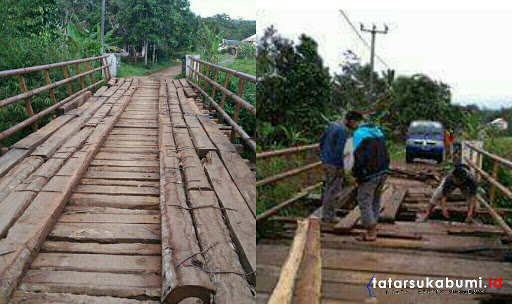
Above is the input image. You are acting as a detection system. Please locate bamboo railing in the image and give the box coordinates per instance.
[0,55,111,144]
[257,144,327,222]
[186,57,256,157]
[465,143,512,239]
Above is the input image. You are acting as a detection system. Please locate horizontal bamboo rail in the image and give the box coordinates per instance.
[187,65,255,115]
[463,144,512,239]
[187,80,256,153]
[257,144,320,159]
[186,56,255,157]
[0,55,110,143]
[257,182,322,222]
[256,161,322,187]
[189,58,256,83]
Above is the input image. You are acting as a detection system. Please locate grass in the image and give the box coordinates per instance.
[217,54,233,63]
[224,58,256,76]
[117,60,179,78]
[256,148,323,240]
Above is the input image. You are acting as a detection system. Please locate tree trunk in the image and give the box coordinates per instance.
[152,44,156,64]
[144,41,148,66]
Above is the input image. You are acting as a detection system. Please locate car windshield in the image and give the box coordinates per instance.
[408,122,443,135]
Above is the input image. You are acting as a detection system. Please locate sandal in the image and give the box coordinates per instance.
[357,233,377,242]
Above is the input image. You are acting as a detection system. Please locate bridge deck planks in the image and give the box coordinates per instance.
[0,77,254,303]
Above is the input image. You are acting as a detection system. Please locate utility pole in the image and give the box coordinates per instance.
[100,0,105,54]
[360,23,388,103]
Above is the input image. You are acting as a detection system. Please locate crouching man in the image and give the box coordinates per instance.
[419,164,478,222]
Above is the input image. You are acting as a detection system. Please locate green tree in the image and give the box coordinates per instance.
[257,27,332,147]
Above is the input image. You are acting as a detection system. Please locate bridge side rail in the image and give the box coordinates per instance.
[186,57,255,157]
[0,55,111,144]
[465,143,512,239]
[256,144,329,222]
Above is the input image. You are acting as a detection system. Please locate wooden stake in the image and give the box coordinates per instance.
[230,78,244,142]
[85,60,94,84]
[104,57,112,80]
[61,66,73,96]
[76,63,85,89]
[490,160,500,206]
[43,70,59,117]
[17,75,38,132]
[208,68,219,112]
[219,73,230,123]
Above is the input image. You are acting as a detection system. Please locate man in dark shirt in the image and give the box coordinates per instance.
[319,111,363,222]
[419,164,478,222]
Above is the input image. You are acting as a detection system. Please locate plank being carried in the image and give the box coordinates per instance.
[379,186,407,223]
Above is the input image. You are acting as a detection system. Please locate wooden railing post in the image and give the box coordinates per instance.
[76,63,85,89]
[188,58,194,80]
[61,66,73,96]
[490,159,499,206]
[219,73,230,123]
[17,75,38,132]
[42,70,59,117]
[209,68,219,112]
[85,60,94,84]
[203,65,211,109]
[104,56,112,80]
[230,78,244,142]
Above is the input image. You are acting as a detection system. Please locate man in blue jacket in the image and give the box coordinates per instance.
[320,111,363,222]
[352,123,389,241]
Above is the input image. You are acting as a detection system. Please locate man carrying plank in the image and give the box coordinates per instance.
[419,164,478,222]
[319,111,363,222]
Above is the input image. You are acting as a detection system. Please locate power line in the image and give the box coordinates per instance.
[339,10,391,70]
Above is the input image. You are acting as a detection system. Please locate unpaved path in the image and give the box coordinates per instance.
[149,61,182,79]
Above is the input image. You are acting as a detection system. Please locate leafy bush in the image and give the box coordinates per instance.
[237,43,255,60]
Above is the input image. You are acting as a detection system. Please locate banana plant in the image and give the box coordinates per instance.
[66,22,122,57]
[199,25,223,63]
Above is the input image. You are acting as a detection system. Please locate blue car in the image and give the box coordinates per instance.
[405,120,444,164]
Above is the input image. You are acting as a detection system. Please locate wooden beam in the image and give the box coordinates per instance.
[294,218,321,304]
[268,219,309,304]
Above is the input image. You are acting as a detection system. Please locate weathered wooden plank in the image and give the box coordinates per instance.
[159,154,214,304]
[183,115,217,157]
[95,152,157,161]
[179,78,190,87]
[0,191,37,238]
[84,170,159,181]
[10,291,159,303]
[19,270,160,298]
[0,156,43,202]
[0,149,31,178]
[41,241,161,256]
[173,129,211,191]
[268,220,309,304]
[90,159,158,168]
[11,115,75,150]
[107,134,158,142]
[93,86,108,96]
[379,187,407,223]
[197,116,238,153]
[334,206,360,233]
[80,178,159,188]
[294,219,321,304]
[218,150,255,214]
[69,193,159,209]
[88,166,159,173]
[31,253,161,274]
[63,206,159,215]
[188,190,254,303]
[58,213,160,224]
[31,116,89,160]
[74,184,159,196]
[204,152,255,284]
[49,222,161,243]
[0,81,137,304]
[58,91,91,115]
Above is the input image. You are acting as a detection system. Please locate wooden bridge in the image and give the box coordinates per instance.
[256,143,512,303]
[0,56,255,303]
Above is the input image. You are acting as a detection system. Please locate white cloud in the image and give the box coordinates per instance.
[189,0,255,20]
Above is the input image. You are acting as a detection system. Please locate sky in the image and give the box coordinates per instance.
[257,9,512,109]
[189,0,255,20]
